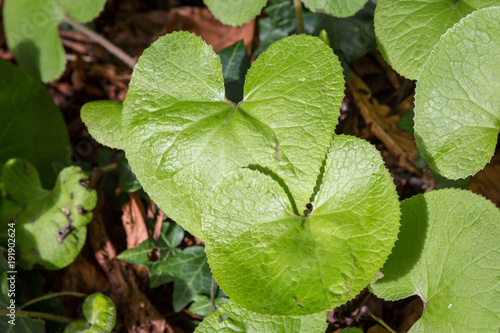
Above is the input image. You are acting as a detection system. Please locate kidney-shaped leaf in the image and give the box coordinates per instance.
[414,6,500,179]
[0,159,97,270]
[81,101,123,150]
[3,0,106,82]
[374,0,492,80]
[0,60,70,188]
[64,293,116,333]
[98,32,344,239]
[195,300,328,332]
[302,0,369,18]
[203,135,400,315]
[203,0,267,26]
[371,189,500,332]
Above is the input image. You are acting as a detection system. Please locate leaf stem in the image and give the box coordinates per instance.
[369,312,397,333]
[18,291,87,311]
[293,0,305,34]
[0,310,78,323]
[61,14,136,68]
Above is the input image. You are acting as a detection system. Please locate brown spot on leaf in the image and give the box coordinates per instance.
[147,247,161,262]
[57,224,76,243]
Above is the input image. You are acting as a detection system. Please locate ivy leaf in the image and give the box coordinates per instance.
[0,159,97,270]
[64,293,116,333]
[3,0,106,82]
[90,32,345,239]
[0,60,70,188]
[374,0,485,80]
[203,135,400,315]
[203,0,267,26]
[370,189,500,332]
[195,300,328,332]
[302,0,369,18]
[81,101,123,150]
[150,246,213,312]
[414,6,500,179]
[117,222,184,274]
[188,291,228,318]
[218,40,250,104]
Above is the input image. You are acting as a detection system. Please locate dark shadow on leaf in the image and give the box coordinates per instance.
[378,194,429,283]
[246,164,299,215]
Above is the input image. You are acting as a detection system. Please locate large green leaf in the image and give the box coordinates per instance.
[88,32,345,238]
[203,135,400,315]
[370,189,500,332]
[0,60,70,188]
[3,0,106,82]
[374,0,494,80]
[0,159,97,270]
[150,246,213,312]
[203,0,267,26]
[195,300,328,332]
[302,0,369,17]
[414,6,500,179]
[64,293,116,333]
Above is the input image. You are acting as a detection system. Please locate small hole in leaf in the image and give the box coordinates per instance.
[147,247,161,262]
[218,313,228,323]
[79,178,89,187]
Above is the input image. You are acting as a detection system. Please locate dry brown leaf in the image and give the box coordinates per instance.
[348,77,419,175]
[161,7,255,53]
[89,211,172,333]
[122,192,149,249]
[470,152,500,208]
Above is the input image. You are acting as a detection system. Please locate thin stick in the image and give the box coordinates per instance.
[18,291,87,311]
[293,0,305,34]
[61,14,136,68]
[210,277,216,313]
[369,312,397,333]
[0,310,78,323]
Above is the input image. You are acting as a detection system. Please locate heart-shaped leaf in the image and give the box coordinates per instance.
[84,32,345,238]
[0,159,97,270]
[195,300,328,332]
[374,0,496,80]
[3,0,106,82]
[203,0,267,26]
[203,135,400,315]
[414,6,500,179]
[0,60,70,188]
[370,189,500,332]
[302,0,369,18]
[63,293,116,333]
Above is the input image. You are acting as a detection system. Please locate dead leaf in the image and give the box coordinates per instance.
[161,7,255,53]
[347,77,419,175]
[470,151,500,208]
[122,192,149,249]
